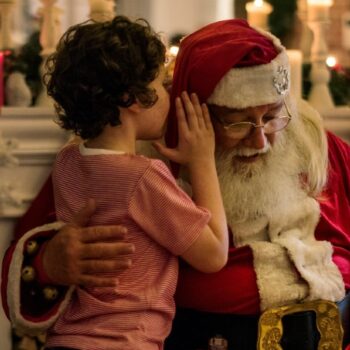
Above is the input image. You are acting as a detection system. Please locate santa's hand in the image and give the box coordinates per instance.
[153,91,215,167]
[43,199,134,287]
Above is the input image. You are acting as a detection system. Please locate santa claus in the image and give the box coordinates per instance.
[2,19,350,350]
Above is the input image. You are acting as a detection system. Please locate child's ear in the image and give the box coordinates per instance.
[127,101,142,114]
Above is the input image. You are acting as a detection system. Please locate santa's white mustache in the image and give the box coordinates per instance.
[230,142,271,157]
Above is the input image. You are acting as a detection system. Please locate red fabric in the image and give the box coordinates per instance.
[14,175,56,238]
[315,132,350,290]
[32,240,55,285]
[1,242,16,318]
[165,19,278,176]
[175,245,260,314]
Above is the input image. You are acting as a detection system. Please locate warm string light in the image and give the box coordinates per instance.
[326,55,337,68]
[169,45,179,57]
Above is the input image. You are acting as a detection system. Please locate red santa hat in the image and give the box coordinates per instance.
[165,19,290,156]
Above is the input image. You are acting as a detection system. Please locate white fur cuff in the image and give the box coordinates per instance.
[7,221,75,335]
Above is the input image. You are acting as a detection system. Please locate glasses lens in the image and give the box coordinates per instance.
[226,123,252,138]
[264,116,290,134]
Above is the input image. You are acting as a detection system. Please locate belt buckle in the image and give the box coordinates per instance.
[257,300,343,350]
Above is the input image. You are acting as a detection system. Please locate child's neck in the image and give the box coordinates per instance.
[85,124,136,154]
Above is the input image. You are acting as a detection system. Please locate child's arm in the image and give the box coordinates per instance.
[154,92,228,273]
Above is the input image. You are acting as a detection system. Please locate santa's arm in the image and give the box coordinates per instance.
[1,175,72,333]
[316,132,350,290]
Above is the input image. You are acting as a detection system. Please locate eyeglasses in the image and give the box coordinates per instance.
[212,101,292,140]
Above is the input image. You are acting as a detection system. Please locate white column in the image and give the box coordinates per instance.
[0,0,16,50]
[59,0,89,32]
[286,50,303,101]
[307,0,334,113]
[149,0,218,42]
[297,0,313,63]
[216,0,234,21]
[35,0,62,106]
[89,0,116,22]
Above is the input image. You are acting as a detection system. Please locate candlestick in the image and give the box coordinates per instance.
[36,0,62,106]
[286,50,303,100]
[0,0,16,50]
[89,0,116,22]
[245,0,273,31]
[307,0,334,113]
[0,51,3,107]
[307,0,333,21]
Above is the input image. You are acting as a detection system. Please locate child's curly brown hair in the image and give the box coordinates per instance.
[44,16,166,139]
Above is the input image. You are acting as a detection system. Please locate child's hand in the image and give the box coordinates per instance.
[154,91,215,167]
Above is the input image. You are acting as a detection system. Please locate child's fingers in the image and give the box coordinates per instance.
[175,97,189,135]
[202,103,213,131]
[152,141,180,163]
[181,91,198,130]
[190,93,205,128]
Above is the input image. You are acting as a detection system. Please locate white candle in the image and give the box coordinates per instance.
[307,0,333,5]
[286,50,303,100]
[245,0,273,31]
[307,0,333,22]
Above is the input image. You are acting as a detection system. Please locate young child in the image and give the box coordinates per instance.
[44,16,228,350]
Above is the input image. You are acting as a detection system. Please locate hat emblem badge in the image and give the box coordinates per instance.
[273,66,289,95]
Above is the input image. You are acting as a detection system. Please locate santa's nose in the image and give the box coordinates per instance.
[243,126,267,150]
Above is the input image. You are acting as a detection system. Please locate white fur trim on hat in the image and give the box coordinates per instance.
[207,28,290,109]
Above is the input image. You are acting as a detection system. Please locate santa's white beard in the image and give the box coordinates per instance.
[215,125,345,307]
[215,131,304,227]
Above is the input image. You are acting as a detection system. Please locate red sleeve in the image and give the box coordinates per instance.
[14,175,56,238]
[316,132,350,290]
[1,174,60,321]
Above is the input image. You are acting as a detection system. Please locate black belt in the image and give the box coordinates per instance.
[165,292,350,350]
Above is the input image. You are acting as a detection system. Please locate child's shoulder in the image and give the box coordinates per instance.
[145,157,172,174]
[122,155,169,175]
[56,142,79,159]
